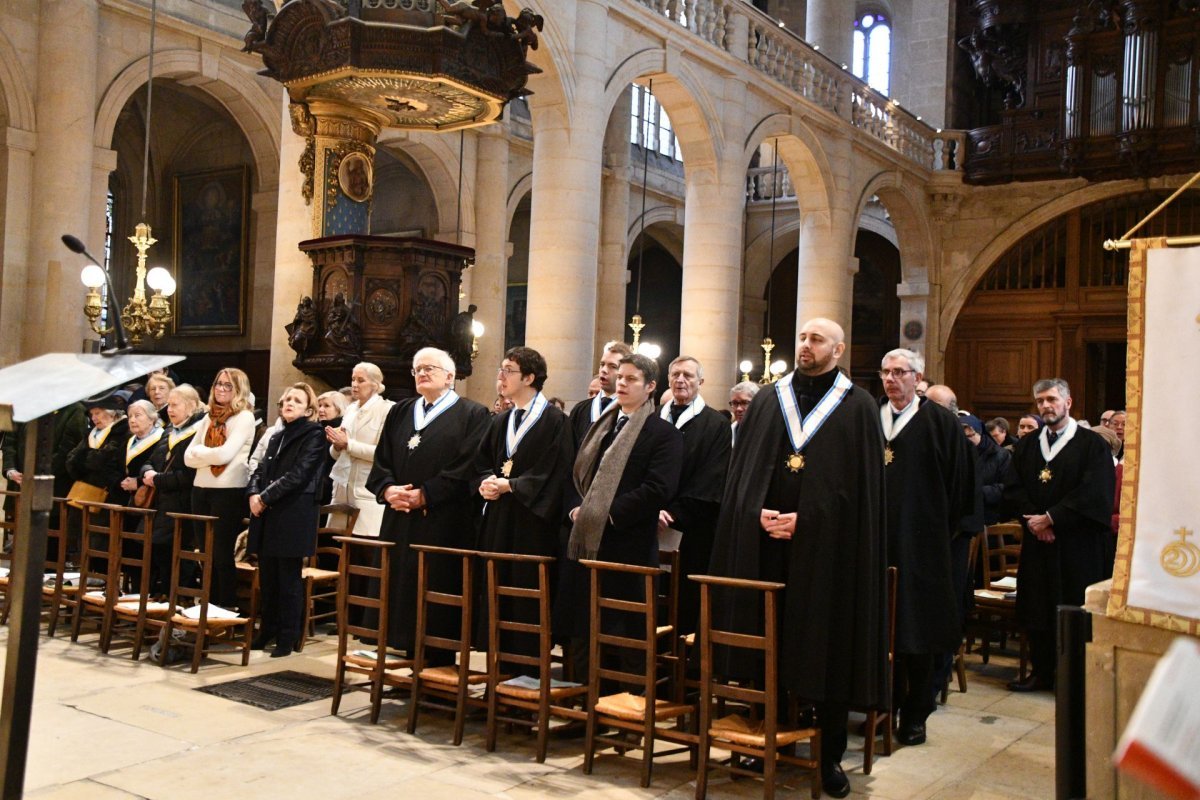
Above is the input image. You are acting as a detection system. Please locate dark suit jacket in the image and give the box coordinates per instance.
[246,418,326,559]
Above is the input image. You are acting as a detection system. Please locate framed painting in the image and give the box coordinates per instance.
[173,166,249,335]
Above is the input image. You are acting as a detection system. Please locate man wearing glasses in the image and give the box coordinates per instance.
[366,347,490,663]
[877,349,975,749]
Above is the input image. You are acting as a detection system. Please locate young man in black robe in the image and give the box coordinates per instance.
[365,347,490,663]
[657,355,730,635]
[566,340,632,447]
[708,318,887,798]
[878,351,975,747]
[558,353,682,680]
[1003,377,1115,692]
[473,346,574,672]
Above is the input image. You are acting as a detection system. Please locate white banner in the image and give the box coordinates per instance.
[1125,246,1200,621]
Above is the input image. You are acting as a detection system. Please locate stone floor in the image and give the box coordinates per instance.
[5,628,1054,800]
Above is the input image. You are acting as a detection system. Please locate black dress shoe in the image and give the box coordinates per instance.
[896,722,926,746]
[270,642,294,658]
[251,632,276,650]
[1007,674,1053,693]
[821,763,850,798]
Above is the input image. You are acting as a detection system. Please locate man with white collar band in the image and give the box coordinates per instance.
[474,347,574,672]
[878,349,975,748]
[1003,378,1114,693]
[659,355,731,636]
[567,340,632,446]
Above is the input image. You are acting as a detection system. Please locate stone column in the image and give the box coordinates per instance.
[597,87,632,357]
[24,0,99,356]
[466,125,510,404]
[268,97,320,403]
[805,0,855,68]
[524,0,608,400]
[0,127,36,367]
[679,160,746,403]
[794,213,856,354]
[248,189,280,350]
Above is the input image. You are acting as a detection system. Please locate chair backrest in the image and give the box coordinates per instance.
[333,535,394,651]
[42,497,71,584]
[478,550,555,681]
[656,546,680,636]
[692,574,786,725]
[0,489,19,566]
[580,559,665,700]
[411,544,478,669]
[314,504,359,569]
[982,522,1022,588]
[164,512,219,622]
[117,507,157,598]
[78,502,126,600]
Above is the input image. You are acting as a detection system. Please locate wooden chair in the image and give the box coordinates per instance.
[862,565,898,774]
[481,550,586,762]
[70,502,129,644]
[331,535,412,723]
[970,522,1027,679]
[159,512,252,672]
[580,559,695,788]
[407,544,486,746]
[0,489,21,624]
[298,503,358,652]
[942,534,980,703]
[41,498,75,636]
[692,574,821,800]
[105,506,168,658]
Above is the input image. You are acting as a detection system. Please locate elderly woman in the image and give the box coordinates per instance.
[315,390,347,504]
[119,400,164,516]
[185,368,256,611]
[247,382,327,657]
[66,390,132,506]
[327,363,394,537]
[141,385,205,595]
[145,373,176,423]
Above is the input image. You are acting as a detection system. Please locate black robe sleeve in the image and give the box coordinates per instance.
[366,402,409,503]
[665,407,731,529]
[507,410,576,522]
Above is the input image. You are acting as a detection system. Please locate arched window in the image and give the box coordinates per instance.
[852,12,891,95]
[629,84,683,163]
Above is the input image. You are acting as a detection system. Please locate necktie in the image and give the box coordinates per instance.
[1047,430,1059,446]
[424,401,433,415]
[513,408,525,429]
[670,404,687,423]
[595,415,628,467]
[599,395,613,411]
[614,416,628,436]
[893,409,903,423]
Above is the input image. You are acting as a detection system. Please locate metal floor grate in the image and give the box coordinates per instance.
[195,670,334,711]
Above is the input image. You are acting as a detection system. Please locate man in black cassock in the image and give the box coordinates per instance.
[365,347,490,663]
[566,340,632,447]
[708,318,886,799]
[1003,377,1114,692]
[473,346,574,673]
[558,353,682,680]
[878,353,974,746]
[657,355,730,635]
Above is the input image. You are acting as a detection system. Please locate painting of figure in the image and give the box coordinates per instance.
[173,166,249,334]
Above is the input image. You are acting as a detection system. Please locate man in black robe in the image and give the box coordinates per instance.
[567,340,632,447]
[365,347,490,663]
[878,353,974,746]
[657,355,730,635]
[473,346,574,673]
[1003,377,1114,692]
[708,318,886,798]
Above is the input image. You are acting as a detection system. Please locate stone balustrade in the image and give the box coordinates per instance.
[745,165,795,203]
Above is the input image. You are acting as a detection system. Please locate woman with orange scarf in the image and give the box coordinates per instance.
[185,368,256,610]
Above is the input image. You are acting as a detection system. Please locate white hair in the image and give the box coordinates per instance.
[882,348,925,375]
[730,381,760,398]
[353,361,386,395]
[127,399,160,426]
[413,347,456,378]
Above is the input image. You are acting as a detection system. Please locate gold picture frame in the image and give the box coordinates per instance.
[172,165,249,335]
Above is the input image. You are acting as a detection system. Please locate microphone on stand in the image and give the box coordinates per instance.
[61,234,131,355]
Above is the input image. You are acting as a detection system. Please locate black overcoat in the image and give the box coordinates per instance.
[707,373,888,707]
[142,412,205,544]
[246,418,326,559]
[66,418,131,505]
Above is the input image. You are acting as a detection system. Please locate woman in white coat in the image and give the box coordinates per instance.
[326,362,394,537]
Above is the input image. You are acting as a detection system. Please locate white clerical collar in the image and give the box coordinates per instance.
[881,396,921,442]
[1039,417,1078,463]
[660,394,706,429]
[889,397,916,415]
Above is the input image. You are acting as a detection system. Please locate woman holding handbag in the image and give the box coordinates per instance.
[246,383,326,657]
[65,390,132,507]
[141,385,205,596]
[119,401,164,518]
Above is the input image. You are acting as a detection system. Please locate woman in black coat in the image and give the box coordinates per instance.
[246,382,327,657]
[66,396,132,506]
[141,386,206,596]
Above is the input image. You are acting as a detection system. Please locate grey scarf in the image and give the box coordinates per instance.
[567,400,654,560]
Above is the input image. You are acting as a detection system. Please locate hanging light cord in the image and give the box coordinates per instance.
[765,140,779,338]
[457,130,465,246]
[140,0,158,221]
[634,78,653,315]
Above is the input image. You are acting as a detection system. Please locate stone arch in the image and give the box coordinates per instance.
[937,179,1170,352]
[506,171,533,232]
[375,132,475,241]
[853,171,933,285]
[626,204,682,251]
[94,49,280,192]
[501,0,571,114]
[630,219,685,266]
[0,27,34,131]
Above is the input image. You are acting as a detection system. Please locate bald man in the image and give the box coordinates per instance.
[708,318,887,797]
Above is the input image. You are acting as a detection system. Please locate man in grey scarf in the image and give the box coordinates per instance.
[556,353,682,679]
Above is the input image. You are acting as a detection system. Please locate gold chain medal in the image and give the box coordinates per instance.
[1038,466,1052,484]
[785,452,806,473]
[884,445,895,466]
[501,458,514,478]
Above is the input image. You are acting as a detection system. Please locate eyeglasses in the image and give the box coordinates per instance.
[213,381,234,390]
[411,365,447,376]
[878,368,916,379]
[496,368,523,376]
[729,400,751,408]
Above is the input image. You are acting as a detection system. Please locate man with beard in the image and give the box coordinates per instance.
[708,318,886,798]
[1003,378,1114,692]
[658,356,730,635]
[366,347,490,663]
[567,341,632,446]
